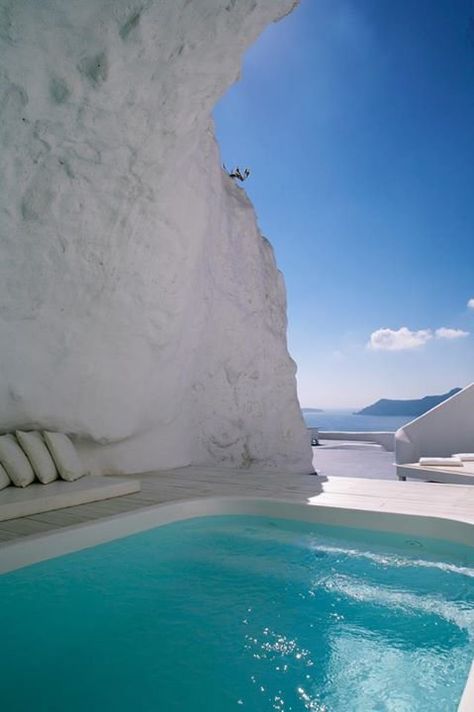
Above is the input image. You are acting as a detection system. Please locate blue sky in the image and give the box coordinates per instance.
[214,0,474,408]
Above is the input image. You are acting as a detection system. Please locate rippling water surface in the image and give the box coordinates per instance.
[1,516,473,711]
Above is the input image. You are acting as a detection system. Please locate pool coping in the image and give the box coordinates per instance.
[0,495,473,711]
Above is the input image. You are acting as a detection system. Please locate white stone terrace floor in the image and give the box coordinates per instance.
[0,440,473,544]
[314,440,395,479]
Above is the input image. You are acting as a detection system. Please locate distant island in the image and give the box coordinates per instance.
[355,388,461,417]
[302,408,324,413]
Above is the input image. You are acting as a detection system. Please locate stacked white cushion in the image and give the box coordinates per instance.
[43,432,87,481]
[16,430,58,484]
[452,453,474,462]
[0,462,11,490]
[0,434,36,487]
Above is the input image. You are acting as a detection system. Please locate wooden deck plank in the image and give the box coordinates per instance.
[1,459,473,546]
[0,518,58,536]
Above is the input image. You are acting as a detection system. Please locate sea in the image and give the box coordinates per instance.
[302,409,412,433]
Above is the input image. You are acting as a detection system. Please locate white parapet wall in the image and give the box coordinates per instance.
[313,430,395,452]
[395,383,474,466]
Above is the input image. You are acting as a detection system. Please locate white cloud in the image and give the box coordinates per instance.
[368,327,433,351]
[435,327,469,339]
[468,298,474,309]
[368,324,470,351]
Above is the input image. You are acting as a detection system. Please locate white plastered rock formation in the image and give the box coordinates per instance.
[0,0,312,474]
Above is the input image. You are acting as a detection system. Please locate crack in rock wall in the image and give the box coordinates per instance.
[0,0,312,474]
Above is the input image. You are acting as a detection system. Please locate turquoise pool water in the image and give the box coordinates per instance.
[1,515,473,711]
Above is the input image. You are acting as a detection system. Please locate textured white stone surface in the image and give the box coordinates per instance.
[0,0,312,474]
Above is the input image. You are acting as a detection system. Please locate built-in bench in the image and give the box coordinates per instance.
[397,461,474,485]
[0,476,140,522]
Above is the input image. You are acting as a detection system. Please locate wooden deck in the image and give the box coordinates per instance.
[1,465,473,544]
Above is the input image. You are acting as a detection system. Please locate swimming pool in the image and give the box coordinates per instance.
[1,504,473,711]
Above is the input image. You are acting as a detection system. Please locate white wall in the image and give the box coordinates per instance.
[395,383,474,464]
[0,0,312,475]
[319,431,395,452]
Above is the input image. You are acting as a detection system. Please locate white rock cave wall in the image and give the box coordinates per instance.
[0,0,312,474]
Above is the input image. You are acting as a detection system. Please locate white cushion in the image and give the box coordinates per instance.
[0,462,11,491]
[0,434,36,487]
[43,432,87,481]
[418,456,463,466]
[16,431,58,484]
